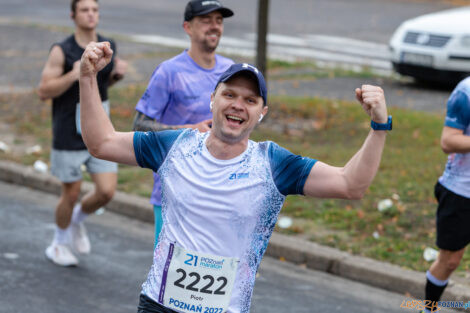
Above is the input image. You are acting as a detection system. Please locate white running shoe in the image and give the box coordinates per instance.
[45,242,79,267]
[69,222,91,254]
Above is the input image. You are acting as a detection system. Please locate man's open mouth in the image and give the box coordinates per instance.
[226,115,245,124]
[207,33,220,39]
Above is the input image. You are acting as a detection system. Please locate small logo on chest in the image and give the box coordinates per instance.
[229,173,250,180]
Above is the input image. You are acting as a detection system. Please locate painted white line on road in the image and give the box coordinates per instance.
[130,33,392,72]
[303,35,390,60]
[304,35,388,51]
[131,34,189,49]
[220,36,254,49]
[266,34,307,47]
[241,33,390,58]
[268,45,391,69]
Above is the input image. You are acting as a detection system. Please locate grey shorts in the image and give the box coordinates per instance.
[51,149,117,183]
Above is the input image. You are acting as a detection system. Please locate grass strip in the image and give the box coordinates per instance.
[1,85,468,275]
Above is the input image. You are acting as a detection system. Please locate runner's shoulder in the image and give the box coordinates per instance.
[215,54,235,67]
[50,34,74,54]
[152,52,188,76]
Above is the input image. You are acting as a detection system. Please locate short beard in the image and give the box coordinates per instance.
[201,39,219,54]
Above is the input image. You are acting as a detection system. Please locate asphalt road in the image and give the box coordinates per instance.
[0,0,454,43]
[0,20,453,112]
[1,0,457,70]
[1,180,454,313]
[0,0,458,111]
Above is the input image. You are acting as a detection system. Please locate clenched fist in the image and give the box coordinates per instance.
[355,85,388,124]
[80,41,113,78]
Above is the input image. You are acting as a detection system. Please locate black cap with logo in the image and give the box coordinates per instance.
[184,0,234,21]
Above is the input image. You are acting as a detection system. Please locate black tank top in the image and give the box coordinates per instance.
[51,34,115,150]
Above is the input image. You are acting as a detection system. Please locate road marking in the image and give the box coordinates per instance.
[130,33,392,72]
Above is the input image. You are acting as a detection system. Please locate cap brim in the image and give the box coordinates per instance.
[220,70,257,85]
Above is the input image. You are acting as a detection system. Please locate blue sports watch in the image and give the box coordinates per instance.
[371,115,392,131]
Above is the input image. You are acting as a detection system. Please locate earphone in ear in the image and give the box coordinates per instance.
[210,101,213,110]
[258,114,264,122]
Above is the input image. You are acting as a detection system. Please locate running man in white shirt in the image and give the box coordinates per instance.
[78,42,391,313]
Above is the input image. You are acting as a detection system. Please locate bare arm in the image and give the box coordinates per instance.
[37,46,80,101]
[79,41,137,166]
[440,126,470,154]
[304,130,386,199]
[303,85,388,199]
[132,111,213,132]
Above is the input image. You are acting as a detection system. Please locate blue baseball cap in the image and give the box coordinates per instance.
[215,63,267,105]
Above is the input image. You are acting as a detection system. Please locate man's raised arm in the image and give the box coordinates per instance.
[304,85,389,199]
[79,42,137,166]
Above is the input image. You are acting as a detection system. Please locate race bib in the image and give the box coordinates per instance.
[159,244,239,313]
[75,100,110,135]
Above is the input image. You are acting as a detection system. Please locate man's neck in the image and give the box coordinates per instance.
[74,28,98,49]
[187,47,216,69]
[205,133,249,160]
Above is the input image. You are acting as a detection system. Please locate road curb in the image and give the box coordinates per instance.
[0,160,468,304]
[266,233,468,302]
[0,161,154,222]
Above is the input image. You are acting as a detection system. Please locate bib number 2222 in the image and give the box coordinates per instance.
[160,244,239,313]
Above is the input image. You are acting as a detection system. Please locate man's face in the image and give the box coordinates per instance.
[211,75,268,144]
[186,11,224,53]
[72,0,99,31]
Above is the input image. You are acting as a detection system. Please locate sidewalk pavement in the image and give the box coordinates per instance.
[0,160,468,304]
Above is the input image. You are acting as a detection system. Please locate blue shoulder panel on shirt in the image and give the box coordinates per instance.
[267,142,316,196]
[445,89,470,130]
[133,129,183,171]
